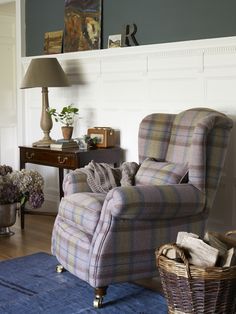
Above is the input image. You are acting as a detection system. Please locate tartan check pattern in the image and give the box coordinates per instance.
[58,193,106,235]
[135,158,188,185]
[88,214,207,287]
[166,108,233,194]
[107,184,205,220]
[138,113,175,163]
[63,169,92,196]
[51,217,91,282]
[51,108,233,289]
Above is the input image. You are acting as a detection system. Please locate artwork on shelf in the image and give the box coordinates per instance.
[44,30,63,54]
[122,24,139,47]
[108,34,122,48]
[64,0,102,52]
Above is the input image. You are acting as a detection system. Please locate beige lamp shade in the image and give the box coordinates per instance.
[20,57,70,147]
[21,58,69,88]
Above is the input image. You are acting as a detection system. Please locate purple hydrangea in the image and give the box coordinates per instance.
[0,165,44,208]
[0,165,13,176]
[29,191,44,209]
[0,182,19,204]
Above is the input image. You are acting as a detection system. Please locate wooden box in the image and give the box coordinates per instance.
[87,127,115,148]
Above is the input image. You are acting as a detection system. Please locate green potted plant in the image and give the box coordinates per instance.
[47,105,79,140]
[83,135,99,148]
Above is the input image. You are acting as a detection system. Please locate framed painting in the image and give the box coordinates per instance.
[64,0,102,52]
[44,30,63,54]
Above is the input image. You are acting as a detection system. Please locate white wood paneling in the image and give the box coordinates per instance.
[0,125,17,168]
[0,9,17,169]
[20,36,236,231]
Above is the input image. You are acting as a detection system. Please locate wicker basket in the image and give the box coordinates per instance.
[155,231,236,314]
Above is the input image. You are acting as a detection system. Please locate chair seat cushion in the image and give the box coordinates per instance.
[135,158,188,186]
[58,192,106,235]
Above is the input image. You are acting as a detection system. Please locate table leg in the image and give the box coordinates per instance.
[20,156,25,170]
[21,205,25,230]
[19,157,25,229]
[59,168,64,199]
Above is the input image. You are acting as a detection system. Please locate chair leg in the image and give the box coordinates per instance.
[93,286,108,308]
[56,264,65,273]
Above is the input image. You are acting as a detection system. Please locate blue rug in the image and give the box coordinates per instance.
[0,253,167,314]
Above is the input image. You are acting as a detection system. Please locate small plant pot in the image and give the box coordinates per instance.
[61,126,73,140]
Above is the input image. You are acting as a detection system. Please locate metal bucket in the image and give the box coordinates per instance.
[0,203,17,236]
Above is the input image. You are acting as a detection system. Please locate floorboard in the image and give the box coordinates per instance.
[0,214,55,260]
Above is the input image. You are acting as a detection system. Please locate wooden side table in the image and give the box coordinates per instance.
[19,146,123,229]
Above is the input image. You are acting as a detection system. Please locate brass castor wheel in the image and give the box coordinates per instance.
[93,296,103,308]
[56,264,64,273]
[93,286,107,308]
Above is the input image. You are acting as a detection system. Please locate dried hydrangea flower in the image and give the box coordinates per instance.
[0,165,13,176]
[0,166,44,208]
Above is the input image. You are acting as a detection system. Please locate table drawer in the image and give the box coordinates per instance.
[21,148,77,168]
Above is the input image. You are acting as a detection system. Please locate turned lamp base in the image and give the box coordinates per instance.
[33,138,56,147]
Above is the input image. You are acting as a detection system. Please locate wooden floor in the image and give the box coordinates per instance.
[0,213,163,293]
[0,214,56,260]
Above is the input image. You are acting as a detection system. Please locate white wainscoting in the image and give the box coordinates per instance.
[20,36,236,232]
[0,12,17,169]
[0,125,17,168]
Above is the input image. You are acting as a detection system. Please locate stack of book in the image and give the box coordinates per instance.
[50,139,79,149]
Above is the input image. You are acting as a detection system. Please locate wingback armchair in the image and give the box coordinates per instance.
[51,108,233,308]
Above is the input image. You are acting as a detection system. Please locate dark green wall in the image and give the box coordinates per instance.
[26,0,65,56]
[26,0,236,56]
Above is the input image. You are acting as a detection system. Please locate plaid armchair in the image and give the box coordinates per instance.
[51,108,233,308]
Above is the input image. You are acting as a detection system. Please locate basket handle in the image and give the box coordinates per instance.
[225,230,236,237]
[156,243,191,279]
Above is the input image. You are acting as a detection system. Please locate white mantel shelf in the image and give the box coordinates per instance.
[22,35,236,62]
[21,35,236,86]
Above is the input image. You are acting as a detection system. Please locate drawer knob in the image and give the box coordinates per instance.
[26,152,35,160]
[57,156,68,164]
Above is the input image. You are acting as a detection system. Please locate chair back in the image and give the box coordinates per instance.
[138,108,233,210]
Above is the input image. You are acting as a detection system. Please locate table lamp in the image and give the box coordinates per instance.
[21,57,70,147]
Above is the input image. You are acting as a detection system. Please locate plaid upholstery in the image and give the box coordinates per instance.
[58,193,106,235]
[63,169,91,196]
[51,108,233,290]
[138,108,233,207]
[138,113,175,163]
[88,213,207,287]
[135,158,188,185]
[51,217,91,282]
[166,108,232,194]
[204,125,232,210]
[107,184,205,220]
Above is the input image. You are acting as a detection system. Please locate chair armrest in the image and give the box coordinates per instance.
[63,169,91,196]
[106,184,206,220]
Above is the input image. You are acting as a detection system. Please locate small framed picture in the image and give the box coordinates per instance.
[44,30,63,54]
[108,34,122,48]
